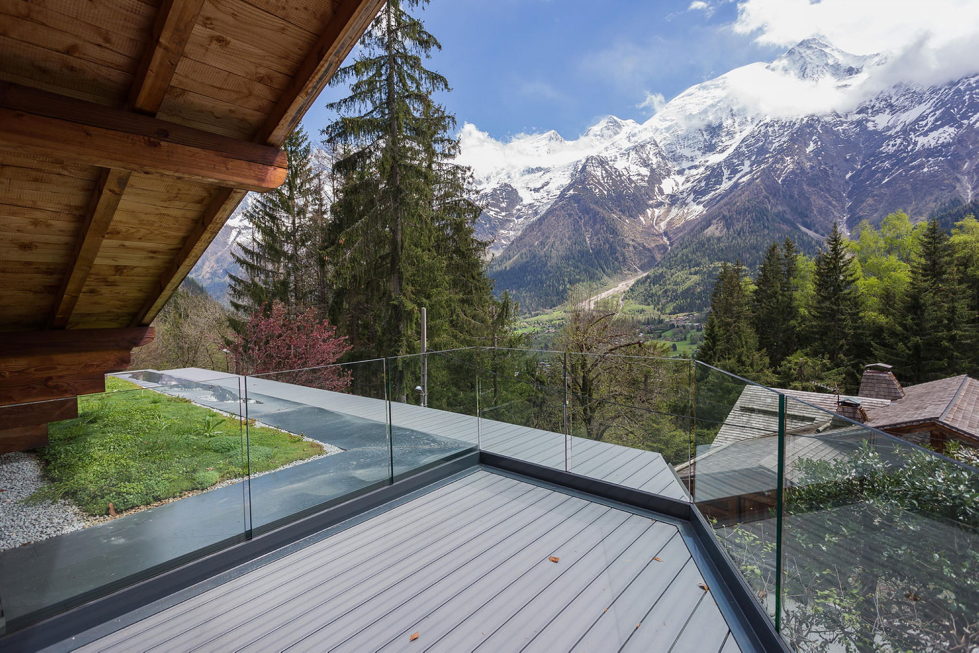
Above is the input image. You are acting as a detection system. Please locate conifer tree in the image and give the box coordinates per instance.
[322,0,509,358]
[881,220,974,383]
[752,239,800,366]
[228,127,320,322]
[698,263,769,377]
[809,223,864,387]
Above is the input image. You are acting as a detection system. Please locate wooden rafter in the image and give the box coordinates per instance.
[46,0,206,328]
[129,0,207,114]
[48,168,131,328]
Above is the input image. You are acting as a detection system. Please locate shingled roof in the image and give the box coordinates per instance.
[865,375,979,439]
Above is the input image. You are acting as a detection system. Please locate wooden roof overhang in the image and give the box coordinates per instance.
[0,0,383,452]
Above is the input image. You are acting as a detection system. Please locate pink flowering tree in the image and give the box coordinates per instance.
[229,302,352,391]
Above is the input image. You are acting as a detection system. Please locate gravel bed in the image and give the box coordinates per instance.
[0,452,86,551]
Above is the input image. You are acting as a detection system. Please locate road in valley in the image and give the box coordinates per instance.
[578,270,652,310]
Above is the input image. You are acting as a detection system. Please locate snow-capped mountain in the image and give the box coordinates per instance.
[470,37,978,311]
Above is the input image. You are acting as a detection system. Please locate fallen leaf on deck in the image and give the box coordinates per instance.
[652,556,662,562]
[409,632,420,641]
[699,583,709,592]
[548,556,560,563]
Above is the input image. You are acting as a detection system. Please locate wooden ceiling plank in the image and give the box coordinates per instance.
[49,168,132,328]
[255,0,383,145]
[129,0,207,113]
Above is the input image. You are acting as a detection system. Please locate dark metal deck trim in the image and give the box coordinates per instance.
[480,450,790,653]
[0,451,480,653]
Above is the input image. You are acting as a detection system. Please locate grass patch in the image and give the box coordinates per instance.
[33,377,323,515]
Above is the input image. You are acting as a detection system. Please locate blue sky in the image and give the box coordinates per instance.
[301,0,782,142]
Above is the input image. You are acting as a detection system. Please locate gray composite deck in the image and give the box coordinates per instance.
[0,370,689,630]
[76,469,740,653]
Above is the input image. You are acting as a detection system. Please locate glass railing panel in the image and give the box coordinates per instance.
[244,359,390,533]
[564,352,693,496]
[685,361,784,621]
[477,348,569,470]
[0,373,247,630]
[779,394,979,653]
[385,349,479,479]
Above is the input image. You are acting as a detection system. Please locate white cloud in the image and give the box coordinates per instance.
[732,0,979,89]
[688,1,712,13]
[637,91,667,115]
[456,119,640,181]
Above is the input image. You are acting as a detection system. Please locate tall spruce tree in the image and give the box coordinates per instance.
[229,127,320,322]
[950,216,979,374]
[322,0,509,358]
[698,263,769,377]
[752,239,800,366]
[809,223,864,387]
[880,220,973,383]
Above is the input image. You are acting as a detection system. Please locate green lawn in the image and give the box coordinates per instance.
[33,377,323,515]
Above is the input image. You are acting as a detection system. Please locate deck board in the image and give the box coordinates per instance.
[78,470,741,653]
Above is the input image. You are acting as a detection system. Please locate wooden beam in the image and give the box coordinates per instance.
[0,375,105,405]
[129,0,207,113]
[0,425,48,454]
[49,169,132,328]
[132,188,247,325]
[0,350,132,378]
[0,327,155,355]
[255,0,384,146]
[0,83,288,191]
[2,398,77,430]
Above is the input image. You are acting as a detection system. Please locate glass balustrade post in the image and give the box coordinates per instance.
[475,374,481,450]
[562,351,570,472]
[383,356,394,485]
[774,392,786,633]
[688,358,697,471]
[240,375,253,540]
[243,374,254,539]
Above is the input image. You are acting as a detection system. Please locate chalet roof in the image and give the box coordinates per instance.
[0,0,381,331]
[865,374,979,439]
[709,385,890,448]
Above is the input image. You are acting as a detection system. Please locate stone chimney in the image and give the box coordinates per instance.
[836,398,867,423]
[858,363,904,400]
